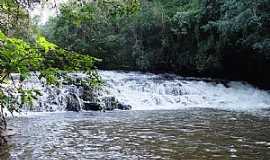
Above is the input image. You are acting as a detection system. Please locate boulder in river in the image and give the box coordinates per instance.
[83,102,102,111]
[117,103,132,110]
[66,93,81,112]
[102,96,119,111]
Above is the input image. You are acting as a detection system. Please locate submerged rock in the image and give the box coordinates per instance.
[102,96,118,110]
[83,102,102,111]
[100,96,132,111]
[117,103,132,110]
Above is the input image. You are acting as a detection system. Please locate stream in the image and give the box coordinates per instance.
[1,70,270,159]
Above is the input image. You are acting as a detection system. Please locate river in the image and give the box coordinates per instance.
[1,71,270,159]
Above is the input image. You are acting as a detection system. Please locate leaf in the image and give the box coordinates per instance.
[36,36,57,53]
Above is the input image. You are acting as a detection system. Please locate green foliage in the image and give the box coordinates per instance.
[36,36,57,53]
[0,30,100,129]
[0,0,30,37]
[0,31,43,79]
[19,88,42,110]
[43,0,270,87]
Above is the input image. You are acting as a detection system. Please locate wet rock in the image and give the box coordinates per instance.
[117,103,132,110]
[83,102,102,111]
[81,89,96,102]
[102,96,118,111]
[66,93,81,112]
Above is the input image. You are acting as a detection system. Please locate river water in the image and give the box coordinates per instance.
[1,71,270,159]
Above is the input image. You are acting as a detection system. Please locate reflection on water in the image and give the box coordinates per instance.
[2,109,270,160]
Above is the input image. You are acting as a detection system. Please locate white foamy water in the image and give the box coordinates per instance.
[100,71,270,111]
[4,70,270,116]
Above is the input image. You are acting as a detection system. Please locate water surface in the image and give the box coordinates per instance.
[1,109,270,160]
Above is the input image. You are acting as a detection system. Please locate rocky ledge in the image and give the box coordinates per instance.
[33,73,132,112]
[2,73,132,112]
[66,86,132,112]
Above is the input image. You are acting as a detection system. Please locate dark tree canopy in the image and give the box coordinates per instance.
[42,0,270,88]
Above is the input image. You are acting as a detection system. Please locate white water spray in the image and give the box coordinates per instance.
[4,71,270,114]
[100,71,270,111]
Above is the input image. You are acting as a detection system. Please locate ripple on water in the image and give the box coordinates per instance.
[1,109,270,160]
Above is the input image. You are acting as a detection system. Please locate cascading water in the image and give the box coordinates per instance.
[100,71,270,111]
[4,70,270,113]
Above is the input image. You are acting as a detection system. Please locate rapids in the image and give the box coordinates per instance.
[100,71,270,111]
[1,70,270,160]
[5,70,270,113]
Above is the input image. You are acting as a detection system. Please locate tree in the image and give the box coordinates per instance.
[42,0,270,88]
[0,0,102,145]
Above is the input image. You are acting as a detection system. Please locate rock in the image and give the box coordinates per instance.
[82,89,95,101]
[83,102,102,111]
[66,93,81,112]
[117,103,132,110]
[102,96,118,111]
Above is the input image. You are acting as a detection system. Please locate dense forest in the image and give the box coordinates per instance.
[42,0,270,89]
[1,0,270,157]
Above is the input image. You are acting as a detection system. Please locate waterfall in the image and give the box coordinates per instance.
[4,70,270,113]
[100,71,270,111]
